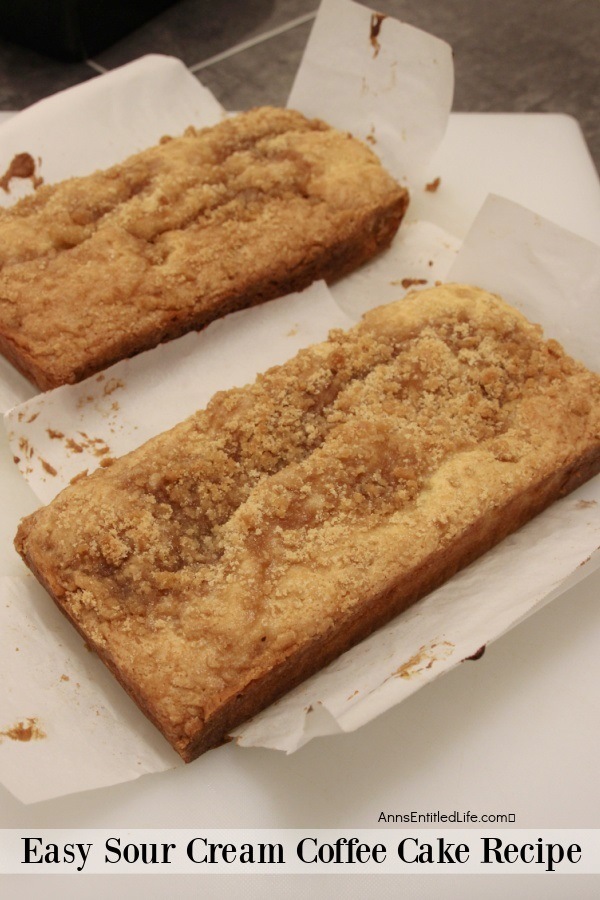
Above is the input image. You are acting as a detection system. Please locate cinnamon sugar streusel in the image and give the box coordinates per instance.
[16,285,600,759]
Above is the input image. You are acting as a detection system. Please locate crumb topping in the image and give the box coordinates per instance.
[16,285,600,747]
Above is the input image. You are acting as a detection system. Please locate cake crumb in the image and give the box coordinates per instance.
[40,457,57,476]
[399,277,428,289]
[103,378,124,397]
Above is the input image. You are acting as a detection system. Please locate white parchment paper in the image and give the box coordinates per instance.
[288,0,454,179]
[0,55,224,207]
[448,194,600,370]
[0,1,597,802]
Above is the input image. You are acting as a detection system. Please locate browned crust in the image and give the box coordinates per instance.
[0,329,51,389]
[17,440,600,762]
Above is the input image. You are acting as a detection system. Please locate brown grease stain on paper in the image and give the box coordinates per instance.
[77,432,111,456]
[50,431,111,458]
[463,644,486,662]
[17,410,39,423]
[369,13,387,57]
[393,641,454,679]
[18,437,34,459]
[0,152,43,193]
[77,378,124,409]
[0,717,46,742]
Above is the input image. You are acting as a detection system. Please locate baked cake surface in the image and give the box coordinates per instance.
[15,284,600,760]
[0,106,408,389]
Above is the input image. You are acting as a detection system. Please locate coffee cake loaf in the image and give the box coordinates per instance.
[15,284,600,760]
[0,106,408,390]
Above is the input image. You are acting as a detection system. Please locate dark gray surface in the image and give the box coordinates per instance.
[0,0,598,169]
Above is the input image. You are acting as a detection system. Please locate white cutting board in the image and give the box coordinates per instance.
[0,112,599,900]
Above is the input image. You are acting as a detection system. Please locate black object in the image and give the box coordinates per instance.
[0,0,179,60]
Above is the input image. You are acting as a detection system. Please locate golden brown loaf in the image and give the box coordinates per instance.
[15,284,600,760]
[0,107,408,390]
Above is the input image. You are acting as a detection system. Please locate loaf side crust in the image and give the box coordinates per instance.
[0,107,408,390]
[15,284,600,759]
